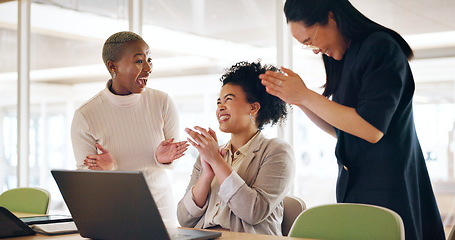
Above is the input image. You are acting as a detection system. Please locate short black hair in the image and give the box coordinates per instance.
[220,61,288,130]
[102,31,143,70]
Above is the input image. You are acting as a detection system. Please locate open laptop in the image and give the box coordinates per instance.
[51,169,221,240]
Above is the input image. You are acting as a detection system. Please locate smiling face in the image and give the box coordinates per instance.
[289,14,350,60]
[109,39,152,95]
[216,83,257,134]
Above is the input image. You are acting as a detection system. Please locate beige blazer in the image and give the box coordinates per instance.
[177,133,295,235]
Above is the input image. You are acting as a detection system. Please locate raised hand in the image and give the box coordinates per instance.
[84,143,117,170]
[185,127,224,166]
[155,138,189,164]
[186,127,233,184]
[259,66,309,106]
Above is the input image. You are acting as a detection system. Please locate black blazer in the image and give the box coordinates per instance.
[332,32,445,240]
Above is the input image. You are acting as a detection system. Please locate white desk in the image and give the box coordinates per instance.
[6,229,314,240]
[10,212,314,240]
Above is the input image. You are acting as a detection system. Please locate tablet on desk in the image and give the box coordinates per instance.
[20,215,73,225]
[0,207,36,238]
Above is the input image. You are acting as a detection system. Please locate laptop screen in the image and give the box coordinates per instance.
[51,170,221,240]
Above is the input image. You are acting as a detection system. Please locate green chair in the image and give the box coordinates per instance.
[0,187,50,214]
[289,203,405,240]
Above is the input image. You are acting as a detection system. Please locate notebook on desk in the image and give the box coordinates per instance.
[51,169,221,240]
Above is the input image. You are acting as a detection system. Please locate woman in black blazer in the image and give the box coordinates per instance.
[260,0,445,239]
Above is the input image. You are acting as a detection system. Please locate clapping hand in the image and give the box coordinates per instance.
[186,127,232,184]
[155,138,189,164]
[185,127,223,179]
[185,127,223,166]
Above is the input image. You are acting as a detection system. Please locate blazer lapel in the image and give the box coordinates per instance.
[235,133,265,182]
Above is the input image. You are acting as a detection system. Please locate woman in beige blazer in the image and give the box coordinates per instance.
[177,61,295,236]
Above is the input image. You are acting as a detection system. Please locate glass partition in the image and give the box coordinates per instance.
[26,0,128,212]
[0,1,18,192]
[0,0,453,234]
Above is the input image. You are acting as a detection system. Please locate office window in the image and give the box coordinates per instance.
[28,0,127,212]
[0,1,18,192]
[0,0,279,213]
[0,0,453,233]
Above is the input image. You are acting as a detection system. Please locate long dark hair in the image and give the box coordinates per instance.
[284,0,414,97]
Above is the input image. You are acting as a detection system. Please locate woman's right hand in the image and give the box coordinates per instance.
[200,147,227,181]
[188,128,225,208]
[186,127,233,185]
[200,157,215,180]
[84,143,117,171]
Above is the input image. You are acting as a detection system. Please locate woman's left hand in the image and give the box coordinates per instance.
[156,139,189,164]
[259,66,309,106]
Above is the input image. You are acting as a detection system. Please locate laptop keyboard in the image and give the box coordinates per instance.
[169,233,192,240]
[32,221,78,235]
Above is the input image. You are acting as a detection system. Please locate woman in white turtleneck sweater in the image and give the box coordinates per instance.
[70,31,188,227]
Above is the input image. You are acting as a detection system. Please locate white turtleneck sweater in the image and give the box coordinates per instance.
[71,83,180,227]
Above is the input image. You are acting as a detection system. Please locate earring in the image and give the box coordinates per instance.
[249,113,255,124]
[112,72,117,80]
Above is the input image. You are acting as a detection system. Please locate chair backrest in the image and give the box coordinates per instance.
[282,196,306,236]
[448,225,455,240]
[289,203,405,240]
[0,187,50,214]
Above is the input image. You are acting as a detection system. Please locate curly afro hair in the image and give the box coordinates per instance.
[220,61,288,130]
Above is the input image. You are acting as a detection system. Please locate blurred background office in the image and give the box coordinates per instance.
[0,0,454,234]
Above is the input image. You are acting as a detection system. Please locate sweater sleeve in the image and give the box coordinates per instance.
[163,94,180,141]
[71,110,95,170]
[152,92,181,169]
